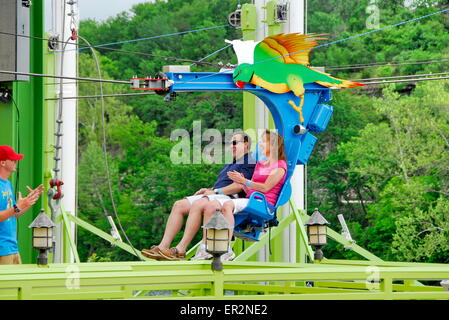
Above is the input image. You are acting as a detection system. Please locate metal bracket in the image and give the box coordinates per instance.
[0,87,12,104]
[228,5,242,28]
[47,35,59,51]
[130,74,171,94]
[337,214,356,249]
[21,0,32,8]
[107,216,123,245]
[275,2,289,23]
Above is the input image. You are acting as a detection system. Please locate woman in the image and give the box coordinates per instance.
[221,129,287,249]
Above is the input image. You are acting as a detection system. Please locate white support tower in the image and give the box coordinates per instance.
[53,0,78,263]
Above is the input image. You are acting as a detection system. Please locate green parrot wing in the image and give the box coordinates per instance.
[254,33,326,66]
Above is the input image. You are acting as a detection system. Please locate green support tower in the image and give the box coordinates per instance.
[0,0,45,264]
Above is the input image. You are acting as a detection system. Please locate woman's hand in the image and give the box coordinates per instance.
[227,171,247,185]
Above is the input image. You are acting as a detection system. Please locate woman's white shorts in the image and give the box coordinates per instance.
[225,198,250,214]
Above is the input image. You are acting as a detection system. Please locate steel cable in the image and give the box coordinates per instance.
[78,34,145,261]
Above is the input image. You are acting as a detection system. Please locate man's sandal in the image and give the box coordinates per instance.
[159,247,186,261]
[141,245,163,260]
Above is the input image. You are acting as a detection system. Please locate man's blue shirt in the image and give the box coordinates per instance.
[213,153,256,198]
[0,178,18,256]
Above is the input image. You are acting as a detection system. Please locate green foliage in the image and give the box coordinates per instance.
[77,53,222,261]
[303,1,449,262]
[392,197,449,263]
[327,81,449,261]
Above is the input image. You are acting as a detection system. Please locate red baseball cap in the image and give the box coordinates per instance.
[0,145,24,161]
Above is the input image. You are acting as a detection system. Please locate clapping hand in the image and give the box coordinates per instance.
[227,171,247,185]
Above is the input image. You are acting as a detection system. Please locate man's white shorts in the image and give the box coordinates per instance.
[185,194,232,206]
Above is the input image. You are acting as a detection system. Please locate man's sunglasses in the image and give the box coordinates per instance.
[230,140,245,146]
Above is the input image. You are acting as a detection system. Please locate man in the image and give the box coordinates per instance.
[142,131,255,260]
[0,145,43,264]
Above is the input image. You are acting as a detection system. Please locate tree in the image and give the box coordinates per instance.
[340,81,449,260]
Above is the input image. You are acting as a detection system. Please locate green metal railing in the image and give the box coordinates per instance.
[0,260,448,300]
[1,199,449,300]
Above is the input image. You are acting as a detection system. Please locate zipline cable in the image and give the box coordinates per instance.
[0,30,223,67]
[43,74,449,101]
[361,76,449,85]
[78,34,145,261]
[45,92,157,100]
[325,57,449,70]
[10,96,20,201]
[353,72,449,82]
[178,7,449,85]
[3,22,446,73]
[327,58,449,70]
[191,29,259,66]
[253,7,449,68]
[1,66,448,93]
[0,69,130,84]
[69,24,230,53]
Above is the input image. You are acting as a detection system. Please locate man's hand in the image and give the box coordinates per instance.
[26,184,43,197]
[15,184,43,217]
[194,188,210,195]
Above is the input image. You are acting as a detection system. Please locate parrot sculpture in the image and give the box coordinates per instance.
[229,33,364,124]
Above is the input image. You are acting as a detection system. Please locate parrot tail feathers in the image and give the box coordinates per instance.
[315,80,365,88]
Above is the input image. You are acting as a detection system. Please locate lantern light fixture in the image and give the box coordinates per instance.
[28,209,55,265]
[305,208,329,261]
[204,209,231,271]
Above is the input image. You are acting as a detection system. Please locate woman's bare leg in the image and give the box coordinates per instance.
[221,201,235,241]
[221,201,234,250]
[201,200,223,243]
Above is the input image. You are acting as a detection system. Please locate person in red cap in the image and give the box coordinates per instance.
[0,145,43,264]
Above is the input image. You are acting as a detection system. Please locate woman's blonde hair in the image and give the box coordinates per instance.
[263,129,286,161]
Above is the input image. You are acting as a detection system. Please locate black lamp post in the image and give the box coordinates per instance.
[204,209,231,271]
[305,208,329,261]
[28,209,55,265]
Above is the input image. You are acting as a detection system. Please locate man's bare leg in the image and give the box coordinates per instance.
[158,199,192,250]
[174,197,211,255]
